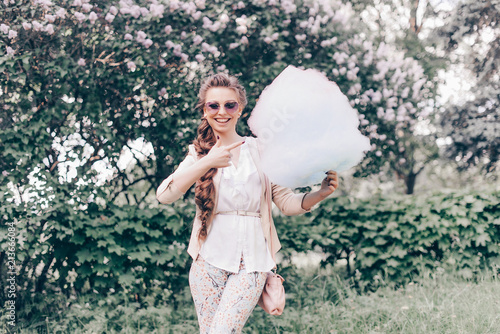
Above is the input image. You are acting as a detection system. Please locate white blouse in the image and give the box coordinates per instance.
[199,139,276,273]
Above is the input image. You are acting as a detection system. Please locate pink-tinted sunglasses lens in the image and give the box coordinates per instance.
[206,101,239,114]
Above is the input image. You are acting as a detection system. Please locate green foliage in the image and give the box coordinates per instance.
[9,266,500,333]
[0,0,442,320]
[436,0,500,171]
[277,189,500,287]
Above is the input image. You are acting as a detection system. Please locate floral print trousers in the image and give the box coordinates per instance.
[189,255,268,334]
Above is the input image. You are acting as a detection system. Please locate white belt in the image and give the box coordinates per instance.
[216,210,261,218]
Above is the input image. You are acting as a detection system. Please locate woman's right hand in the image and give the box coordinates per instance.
[203,137,244,169]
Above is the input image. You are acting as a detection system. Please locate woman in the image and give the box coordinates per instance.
[156,73,338,333]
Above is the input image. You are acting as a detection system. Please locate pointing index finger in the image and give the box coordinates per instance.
[226,140,244,151]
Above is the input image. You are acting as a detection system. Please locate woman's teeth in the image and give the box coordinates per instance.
[215,118,230,123]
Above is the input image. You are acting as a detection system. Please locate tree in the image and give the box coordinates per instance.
[436,0,500,172]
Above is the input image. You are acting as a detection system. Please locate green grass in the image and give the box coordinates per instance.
[8,267,500,334]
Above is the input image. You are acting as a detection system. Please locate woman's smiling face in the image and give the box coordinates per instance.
[203,87,242,135]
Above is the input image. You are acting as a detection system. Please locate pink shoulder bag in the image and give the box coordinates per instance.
[258,270,286,315]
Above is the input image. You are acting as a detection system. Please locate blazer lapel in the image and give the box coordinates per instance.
[248,137,268,202]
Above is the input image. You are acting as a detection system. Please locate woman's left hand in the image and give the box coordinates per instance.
[318,170,338,198]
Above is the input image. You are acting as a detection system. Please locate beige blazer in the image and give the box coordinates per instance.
[156,136,311,262]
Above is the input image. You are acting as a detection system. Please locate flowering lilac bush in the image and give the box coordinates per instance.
[0,0,438,318]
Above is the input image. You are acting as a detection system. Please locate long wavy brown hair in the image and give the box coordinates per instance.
[193,73,247,240]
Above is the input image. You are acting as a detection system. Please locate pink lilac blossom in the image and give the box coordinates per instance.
[295,34,306,41]
[195,0,206,9]
[203,43,217,54]
[346,70,357,81]
[385,109,395,121]
[8,30,17,39]
[105,13,115,22]
[45,24,54,35]
[180,53,188,61]
[82,4,93,12]
[229,43,239,50]
[139,7,149,16]
[165,40,174,48]
[159,58,166,67]
[6,46,14,56]
[363,53,373,67]
[89,12,98,24]
[412,78,426,99]
[193,35,203,45]
[164,25,172,34]
[74,12,86,23]
[45,14,56,23]
[236,25,246,34]
[219,13,229,24]
[401,87,410,99]
[72,0,82,6]
[143,39,153,48]
[120,7,131,15]
[56,8,66,18]
[386,97,398,109]
[192,11,202,20]
[0,24,8,34]
[281,0,296,13]
[240,36,248,44]
[78,58,86,66]
[127,61,136,70]
[182,2,197,14]
[32,21,43,31]
[150,4,164,17]
[195,54,205,62]
[35,0,53,9]
[235,15,247,26]
[22,22,32,30]
[217,64,226,71]
[201,42,210,52]
[169,0,180,11]
[129,5,141,18]
[347,86,357,95]
[333,52,348,64]
[124,33,133,40]
[371,91,382,103]
[136,31,147,43]
[109,6,118,15]
[210,22,221,32]
[382,88,393,99]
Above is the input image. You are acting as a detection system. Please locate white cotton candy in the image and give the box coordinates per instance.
[247,65,371,188]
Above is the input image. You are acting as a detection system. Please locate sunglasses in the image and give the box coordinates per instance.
[205,101,239,115]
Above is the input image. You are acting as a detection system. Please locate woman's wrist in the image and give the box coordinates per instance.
[301,190,329,211]
[197,155,215,172]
